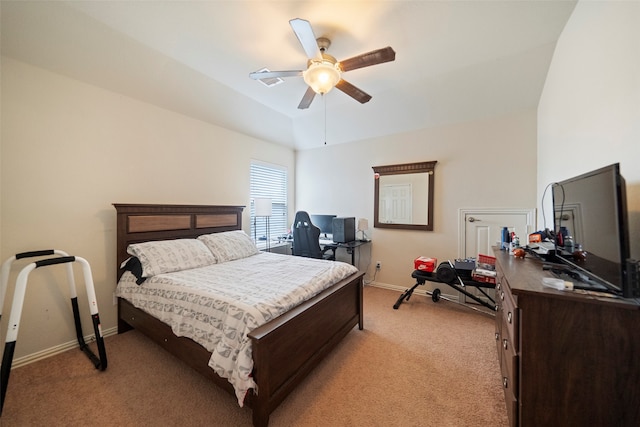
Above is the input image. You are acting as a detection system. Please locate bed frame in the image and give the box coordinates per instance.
[113,204,364,427]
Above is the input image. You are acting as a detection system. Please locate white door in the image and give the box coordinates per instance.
[380,184,412,224]
[554,204,583,245]
[460,208,536,259]
[457,208,536,302]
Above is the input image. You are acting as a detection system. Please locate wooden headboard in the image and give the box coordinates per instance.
[113,204,244,280]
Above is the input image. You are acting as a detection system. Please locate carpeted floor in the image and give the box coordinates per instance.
[1,286,508,426]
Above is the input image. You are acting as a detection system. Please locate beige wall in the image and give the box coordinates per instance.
[0,57,295,360]
[296,109,538,289]
[11,0,638,363]
[538,0,640,259]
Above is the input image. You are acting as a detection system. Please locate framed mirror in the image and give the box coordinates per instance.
[372,161,437,231]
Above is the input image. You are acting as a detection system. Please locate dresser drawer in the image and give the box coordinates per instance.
[495,283,503,362]
[499,283,519,352]
[503,382,518,427]
[502,356,518,426]
[500,336,518,396]
[500,345,518,427]
[495,323,502,364]
[495,280,504,314]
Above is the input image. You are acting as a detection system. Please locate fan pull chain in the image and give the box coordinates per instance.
[323,95,327,145]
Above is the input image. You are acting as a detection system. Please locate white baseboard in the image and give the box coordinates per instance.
[11,326,118,369]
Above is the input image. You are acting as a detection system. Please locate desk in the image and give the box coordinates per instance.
[320,240,370,266]
[256,240,291,255]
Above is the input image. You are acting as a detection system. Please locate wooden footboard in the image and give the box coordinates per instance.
[114,204,365,427]
[118,271,363,427]
[248,271,364,427]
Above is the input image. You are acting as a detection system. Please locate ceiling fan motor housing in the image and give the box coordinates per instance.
[316,37,331,52]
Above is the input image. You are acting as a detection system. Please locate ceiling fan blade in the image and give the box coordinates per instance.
[249,70,303,80]
[289,18,322,60]
[297,86,317,109]
[339,46,396,72]
[335,79,372,104]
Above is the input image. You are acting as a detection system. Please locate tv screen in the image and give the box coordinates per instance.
[552,163,629,295]
[310,214,336,238]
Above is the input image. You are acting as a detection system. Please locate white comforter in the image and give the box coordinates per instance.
[115,252,358,405]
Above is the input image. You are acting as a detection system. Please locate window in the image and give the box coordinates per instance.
[250,162,288,243]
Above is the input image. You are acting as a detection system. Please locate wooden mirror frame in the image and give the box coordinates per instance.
[372,161,437,231]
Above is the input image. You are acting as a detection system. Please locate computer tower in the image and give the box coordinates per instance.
[332,217,355,243]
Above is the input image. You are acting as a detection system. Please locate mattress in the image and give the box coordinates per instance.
[116,251,358,405]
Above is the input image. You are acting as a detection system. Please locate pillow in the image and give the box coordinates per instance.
[126,238,216,277]
[198,230,259,263]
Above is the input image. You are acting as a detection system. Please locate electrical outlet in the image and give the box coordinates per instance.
[376,261,382,270]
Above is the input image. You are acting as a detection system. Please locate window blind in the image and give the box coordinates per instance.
[250,162,288,242]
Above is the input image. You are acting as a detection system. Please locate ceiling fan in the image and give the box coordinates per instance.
[249,18,396,109]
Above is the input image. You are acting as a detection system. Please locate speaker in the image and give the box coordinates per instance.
[332,217,356,243]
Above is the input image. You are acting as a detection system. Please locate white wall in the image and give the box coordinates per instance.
[296,109,538,288]
[538,0,640,258]
[0,57,295,360]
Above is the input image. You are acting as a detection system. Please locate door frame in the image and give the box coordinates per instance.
[457,207,537,258]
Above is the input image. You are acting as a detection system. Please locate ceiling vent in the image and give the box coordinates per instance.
[255,68,284,87]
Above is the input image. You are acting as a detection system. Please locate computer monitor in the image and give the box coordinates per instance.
[310,214,336,238]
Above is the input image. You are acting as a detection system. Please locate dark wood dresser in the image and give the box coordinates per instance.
[493,249,640,427]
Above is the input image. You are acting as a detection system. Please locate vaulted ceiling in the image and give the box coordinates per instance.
[1,1,576,150]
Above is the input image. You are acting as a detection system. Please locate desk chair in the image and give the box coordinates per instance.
[291,211,336,260]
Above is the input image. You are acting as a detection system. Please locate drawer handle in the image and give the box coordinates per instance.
[500,291,505,301]
[495,332,500,341]
[503,338,508,350]
[503,377,509,389]
[507,311,512,324]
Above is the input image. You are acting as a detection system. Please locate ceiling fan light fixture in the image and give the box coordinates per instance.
[303,59,341,95]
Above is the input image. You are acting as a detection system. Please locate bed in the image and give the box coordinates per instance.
[113,204,364,427]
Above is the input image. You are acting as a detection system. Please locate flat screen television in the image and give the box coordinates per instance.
[310,214,336,238]
[552,163,630,295]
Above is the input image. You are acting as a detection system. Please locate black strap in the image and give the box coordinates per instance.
[15,250,56,259]
[35,256,76,268]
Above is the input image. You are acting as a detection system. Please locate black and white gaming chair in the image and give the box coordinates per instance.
[291,211,335,260]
